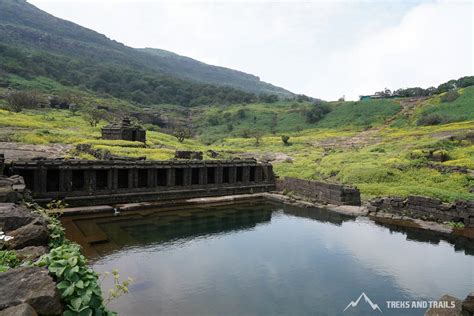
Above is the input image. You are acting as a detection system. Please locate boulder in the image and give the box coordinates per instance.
[14,246,48,261]
[424,295,462,316]
[462,292,474,315]
[0,175,26,203]
[0,303,38,316]
[0,267,62,315]
[4,221,49,250]
[175,150,203,160]
[0,204,45,233]
[207,150,219,158]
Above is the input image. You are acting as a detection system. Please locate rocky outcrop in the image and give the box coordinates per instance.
[175,150,203,160]
[462,292,474,315]
[0,303,38,316]
[424,295,462,316]
[0,267,62,315]
[4,221,49,250]
[0,204,45,233]
[368,196,474,228]
[0,203,49,251]
[0,175,26,203]
[14,246,48,261]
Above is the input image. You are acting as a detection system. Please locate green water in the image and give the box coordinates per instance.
[66,203,473,315]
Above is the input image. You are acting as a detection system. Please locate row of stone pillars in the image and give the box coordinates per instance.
[25,165,271,193]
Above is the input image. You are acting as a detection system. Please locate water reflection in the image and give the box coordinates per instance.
[62,202,473,316]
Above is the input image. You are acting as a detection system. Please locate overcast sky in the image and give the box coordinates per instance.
[29,0,473,101]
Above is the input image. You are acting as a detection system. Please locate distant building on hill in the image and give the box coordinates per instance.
[101,117,146,142]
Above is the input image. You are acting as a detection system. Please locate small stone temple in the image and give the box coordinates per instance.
[101,117,146,142]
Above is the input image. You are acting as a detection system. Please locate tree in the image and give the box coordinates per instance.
[440,90,460,103]
[281,135,290,145]
[173,127,191,143]
[252,129,263,146]
[305,103,331,124]
[85,109,106,127]
[375,88,392,98]
[236,108,246,119]
[5,91,43,113]
[270,114,278,134]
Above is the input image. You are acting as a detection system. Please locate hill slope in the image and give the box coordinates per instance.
[139,48,291,96]
[0,0,292,105]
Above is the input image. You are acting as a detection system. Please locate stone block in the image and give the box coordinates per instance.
[0,267,62,315]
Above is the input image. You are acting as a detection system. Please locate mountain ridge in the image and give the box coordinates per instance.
[0,0,292,98]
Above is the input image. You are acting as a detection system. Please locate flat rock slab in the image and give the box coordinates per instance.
[0,142,70,163]
[0,303,38,316]
[0,267,62,315]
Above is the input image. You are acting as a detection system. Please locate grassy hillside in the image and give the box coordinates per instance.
[1,85,473,203]
[418,86,474,123]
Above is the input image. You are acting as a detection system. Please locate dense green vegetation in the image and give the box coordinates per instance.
[1,88,472,202]
[417,87,474,124]
[0,0,291,106]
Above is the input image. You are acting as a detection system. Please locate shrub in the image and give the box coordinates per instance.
[417,114,447,126]
[369,147,386,153]
[440,90,460,103]
[0,250,20,272]
[305,103,331,124]
[431,150,450,162]
[207,115,220,126]
[340,165,398,183]
[409,149,427,160]
[281,135,290,145]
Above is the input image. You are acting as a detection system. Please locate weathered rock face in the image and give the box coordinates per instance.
[275,177,361,206]
[0,175,26,203]
[0,204,45,233]
[462,292,474,315]
[0,267,62,315]
[0,303,38,316]
[424,295,462,316]
[4,221,49,250]
[175,150,203,160]
[368,196,474,228]
[14,246,48,261]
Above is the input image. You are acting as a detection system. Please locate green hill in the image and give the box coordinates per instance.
[0,0,292,106]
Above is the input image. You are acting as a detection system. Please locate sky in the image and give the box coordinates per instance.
[28,0,473,101]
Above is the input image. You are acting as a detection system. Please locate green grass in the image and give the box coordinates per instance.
[417,86,474,123]
[1,89,473,203]
[315,99,401,128]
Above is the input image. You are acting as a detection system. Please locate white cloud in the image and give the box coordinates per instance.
[312,0,473,100]
[28,0,473,100]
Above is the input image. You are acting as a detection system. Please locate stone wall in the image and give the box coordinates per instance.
[6,159,275,206]
[275,177,361,206]
[368,195,474,227]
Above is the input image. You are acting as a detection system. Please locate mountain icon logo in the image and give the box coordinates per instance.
[343,292,383,313]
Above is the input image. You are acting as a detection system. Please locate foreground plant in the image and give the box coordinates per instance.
[0,250,20,272]
[27,200,132,315]
[38,244,115,316]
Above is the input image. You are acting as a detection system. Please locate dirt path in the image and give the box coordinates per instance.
[312,97,429,150]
